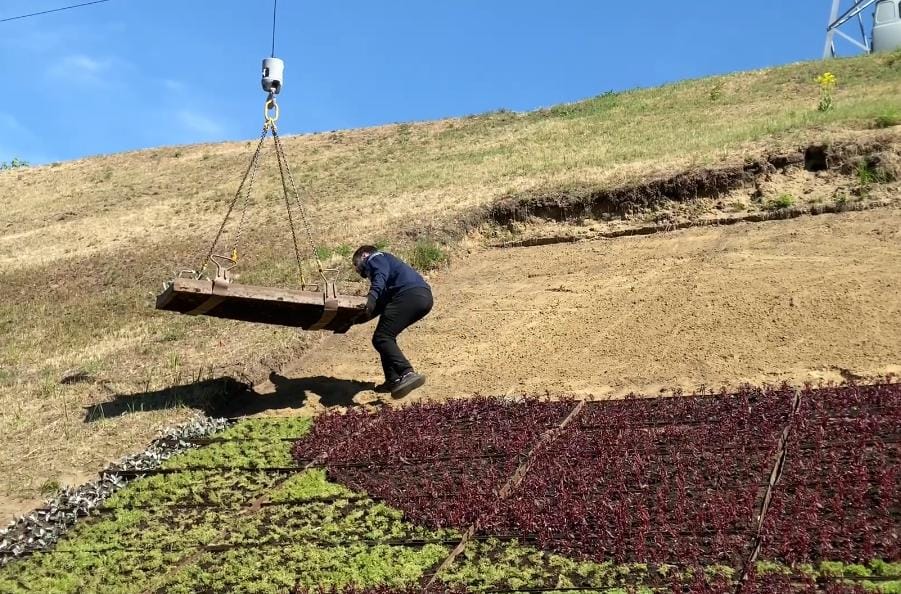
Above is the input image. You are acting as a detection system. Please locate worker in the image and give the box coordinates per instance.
[352,245,433,397]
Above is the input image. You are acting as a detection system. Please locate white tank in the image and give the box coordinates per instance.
[873,0,901,52]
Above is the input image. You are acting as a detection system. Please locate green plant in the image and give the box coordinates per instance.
[407,239,448,271]
[103,470,279,508]
[856,159,889,187]
[0,157,29,170]
[161,439,293,470]
[709,81,725,101]
[873,114,900,129]
[39,478,61,496]
[268,469,354,502]
[816,72,837,112]
[215,417,312,440]
[883,48,901,68]
[767,194,795,210]
[314,245,334,261]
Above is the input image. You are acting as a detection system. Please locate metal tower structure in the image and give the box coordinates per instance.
[824,0,878,57]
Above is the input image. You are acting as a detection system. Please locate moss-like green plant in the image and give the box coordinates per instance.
[161,440,293,470]
[103,470,281,508]
[215,417,312,440]
[0,550,183,594]
[159,543,449,593]
[268,469,355,502]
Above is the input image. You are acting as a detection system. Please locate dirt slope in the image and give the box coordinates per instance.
[2,53,900,521]
[256,208,901,412]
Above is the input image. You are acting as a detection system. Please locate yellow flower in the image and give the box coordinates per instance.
[816,72,837,89]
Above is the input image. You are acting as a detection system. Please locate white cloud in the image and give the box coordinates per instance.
[162,79,186,92]
[46,54,128,87]
[176,110,227,139]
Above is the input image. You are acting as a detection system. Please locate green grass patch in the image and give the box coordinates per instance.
[857,159,893,186]
[406,238,448,271]
[766,194,795,210]
[873,113,901,129]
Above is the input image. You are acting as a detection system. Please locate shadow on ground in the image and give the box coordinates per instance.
[83,373,374,421]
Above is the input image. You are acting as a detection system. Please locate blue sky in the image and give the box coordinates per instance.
[0,1,870,164]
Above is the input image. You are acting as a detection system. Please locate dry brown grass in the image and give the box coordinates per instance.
[0,53,900,517]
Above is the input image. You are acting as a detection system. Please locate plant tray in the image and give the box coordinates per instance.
[155,278,366,333]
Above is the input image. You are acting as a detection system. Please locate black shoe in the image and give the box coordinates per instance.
[373,381,394,394]
[391,372,425,398]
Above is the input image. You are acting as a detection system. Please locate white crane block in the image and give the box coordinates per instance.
[262,57,284,95]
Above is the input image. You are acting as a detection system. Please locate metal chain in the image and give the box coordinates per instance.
[272,128,326,280]
[271,126,307,286]
[230,126,268,260]
[191,94,324,287]
[195,125,270,276]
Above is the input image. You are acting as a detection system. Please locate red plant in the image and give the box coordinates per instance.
[759,383,900,563]
[291,382,900,572]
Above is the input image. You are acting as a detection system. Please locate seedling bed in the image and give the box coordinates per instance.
[759,385,900,564]
[214,417,313,441]
[107,466,302,478]
[0,550,185,594]
[211,500,459,548]
[293,398,574,467]
[150,542,451,594]
[35,506,234,554]
[330,458,531,529]
[102,470,287,509]
[3,384,899,593]
[440,536,740,591]
[158,438,296,469]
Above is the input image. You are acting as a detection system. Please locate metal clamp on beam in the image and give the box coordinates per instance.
[307,282,341,331]
[187,255,235,315]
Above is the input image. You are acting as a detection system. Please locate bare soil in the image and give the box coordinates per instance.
[261,208,901,412]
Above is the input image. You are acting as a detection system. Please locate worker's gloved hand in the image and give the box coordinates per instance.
[353,296,377,325]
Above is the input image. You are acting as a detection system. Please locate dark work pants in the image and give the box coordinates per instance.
[372,287,433,383]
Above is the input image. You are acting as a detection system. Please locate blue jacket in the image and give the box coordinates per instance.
[363,251,430,306]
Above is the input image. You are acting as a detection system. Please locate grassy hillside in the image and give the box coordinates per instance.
[1,53,900,511]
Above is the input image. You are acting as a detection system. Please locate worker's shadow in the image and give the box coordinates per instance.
[238,372,376,416]
[82,373,375,422]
